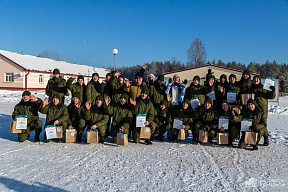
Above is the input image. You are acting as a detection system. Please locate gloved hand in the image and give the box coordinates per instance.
[169,78,173,84]
[183,79,188,85]
[249,125,257,132]
[270,86,275,91]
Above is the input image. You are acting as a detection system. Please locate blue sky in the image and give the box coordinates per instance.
[0,0,287,68]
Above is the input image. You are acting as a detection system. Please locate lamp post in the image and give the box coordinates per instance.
[112,49,118,71]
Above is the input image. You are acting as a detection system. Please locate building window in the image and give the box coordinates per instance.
[5,73,14,82]
[39,75,43,83]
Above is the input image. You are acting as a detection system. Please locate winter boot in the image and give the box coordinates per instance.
[253,145,258,150]
[145,139,152,145]
[99,136,105,143]
[34,133,40,142]
[157,135,164,142]
[208,136,213,143]
[77,133,83,143]
[263,136,269,146]
[192,134,198,142]
[170,135,176,143]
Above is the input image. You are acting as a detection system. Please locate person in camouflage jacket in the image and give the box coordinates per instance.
[85,95,109,143]
[12,91,43,142]
[171,99,194,143]
[124,72,148,100]
[39,94,69,143]
[194,97,218,143]
[67,92,87,143]
[109,73,126,106]
[104,93,133,143]
[249,75,275,146]
[130,88,155,144]
[149,74,167,109]
[185,75,213,106]
[218,100,242,145]
[238,70,252,95]
[238,99,267,150]
[86,73,102,105]
[45,68,67,103]
[67,75,87,104]
[153,100,172,141]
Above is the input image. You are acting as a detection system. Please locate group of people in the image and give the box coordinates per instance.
[12,65,276,150]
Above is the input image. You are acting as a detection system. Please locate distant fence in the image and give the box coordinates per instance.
[280,92,288,96]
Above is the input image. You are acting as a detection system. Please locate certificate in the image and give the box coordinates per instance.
[241,118,253,131]
[136,114,146,127]
[190,97,200,110]
[206,90,216,100]
[16,115,27,130]
[173,118,183,129]
[45,125,57,140]
[263,77,275,91]
[227,90,236,103]
[218,116,229,130]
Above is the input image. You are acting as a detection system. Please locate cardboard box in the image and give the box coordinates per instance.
[217,132,229,145]
[9,121,22,133]
[240,94,255,106]
[117,133,128,146]
[244,132,258,145]
[87,131,98,143]
[56,126,63,139]
[140,127,151,139]
[198,130,208,143]
[66,129,77,143]
[177,129,185,140]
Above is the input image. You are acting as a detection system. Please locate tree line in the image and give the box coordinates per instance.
[116,59,288,92]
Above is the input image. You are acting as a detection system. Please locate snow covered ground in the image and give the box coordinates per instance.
[0,90,287,191]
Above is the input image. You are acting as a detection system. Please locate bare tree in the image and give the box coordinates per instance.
[187,37,207,67]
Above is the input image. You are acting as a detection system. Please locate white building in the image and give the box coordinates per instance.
[0,50,109,90]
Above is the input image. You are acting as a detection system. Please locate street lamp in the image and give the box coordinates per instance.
[112,49,118,71]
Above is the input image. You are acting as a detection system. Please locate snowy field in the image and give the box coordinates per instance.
[0,90,287,192]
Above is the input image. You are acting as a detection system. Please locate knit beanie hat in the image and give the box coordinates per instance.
[220,74,227,80]
[183,99,190,105]
[157,75,164,81]
[72,92,81,100]
[141,88,149,95]
[53,68,60,75]
[253,75,261,81]
[243,70,251,76]
[208,75,215,80]
[77,75,84,81]
[193,75,200,82]
[119,74,125,80]
[120,93,129,101]
[96,95,104,101]
[160,100,168,107]
[135,72,142,78]
[52,94,61,100]
[247,99,257,106]
[229,74,237,80]
[22,91,31,97]
[205,97,213,105]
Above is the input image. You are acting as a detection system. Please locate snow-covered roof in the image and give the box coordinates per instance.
[0,50,110,77]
